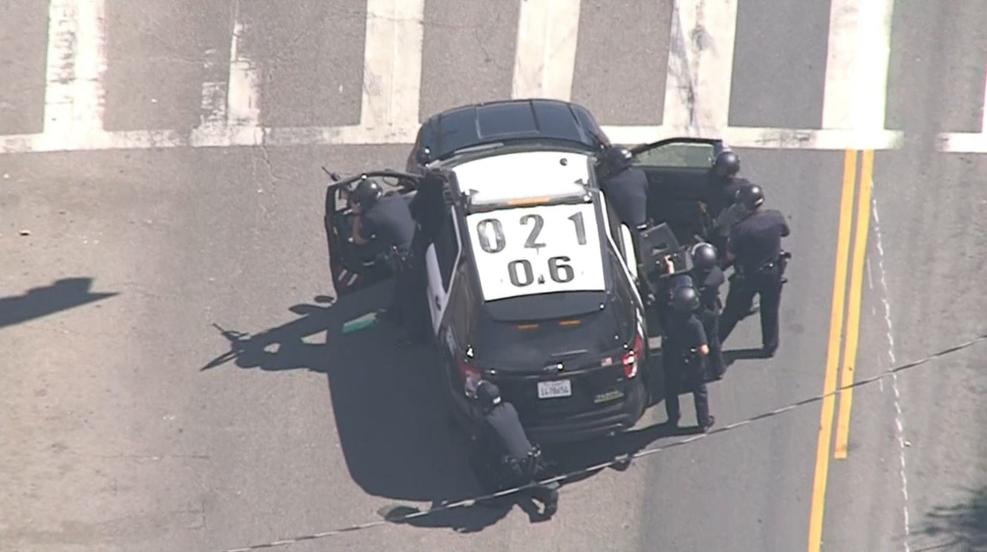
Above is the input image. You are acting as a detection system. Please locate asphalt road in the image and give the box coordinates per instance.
[2,2,985,552]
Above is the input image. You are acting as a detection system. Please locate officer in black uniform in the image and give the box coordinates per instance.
[718,184,790,357]
[598,145,649,231]
[705,152,754,258]
[662,285,715,432]
[350,178,423,342]
[468,381,559,519]
[690,242,727,380]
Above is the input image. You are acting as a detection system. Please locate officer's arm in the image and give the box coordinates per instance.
[351,214,370,245]
[696,322,709,356]
[721,235,737,269]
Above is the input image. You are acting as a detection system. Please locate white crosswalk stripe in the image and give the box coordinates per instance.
[39,0,107,151]
[2,0,963,156]
[661,0,738,135]
[511,0,581,102]
[939,62,987,153]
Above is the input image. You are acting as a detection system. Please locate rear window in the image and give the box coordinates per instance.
[475,307,620,370]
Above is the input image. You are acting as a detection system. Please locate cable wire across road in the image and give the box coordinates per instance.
[221,332,987,552]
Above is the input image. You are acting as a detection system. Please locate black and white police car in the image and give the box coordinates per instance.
[324,99,725,443]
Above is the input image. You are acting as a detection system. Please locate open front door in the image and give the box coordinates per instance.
[323,170,420,297]
[630,137,725,245]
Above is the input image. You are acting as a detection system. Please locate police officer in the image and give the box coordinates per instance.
[662,285,715,432]
[598,145,649,231]
[690,242,727,380]
[706,150,755,259]
[350,178,423,342]
[468,381,559,518]
[718,184,791,357]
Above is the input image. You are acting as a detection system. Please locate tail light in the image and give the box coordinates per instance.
[621,332,644,378]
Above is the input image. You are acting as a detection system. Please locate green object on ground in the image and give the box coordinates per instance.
[342,312,379,334]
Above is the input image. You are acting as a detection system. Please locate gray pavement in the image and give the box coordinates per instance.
[2,2,985,552]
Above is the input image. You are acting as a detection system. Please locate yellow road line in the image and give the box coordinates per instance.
[834,150,874,459]
[807,149,857,552]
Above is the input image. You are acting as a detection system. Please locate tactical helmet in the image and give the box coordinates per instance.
[603,145,634,172]
[736,183,765,210]
[671,285,700,313]
[713,150,741,178]
[352,178,383,208]
[476,380,502,409]
[691,242,718,270]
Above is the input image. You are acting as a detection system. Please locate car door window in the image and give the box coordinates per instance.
[628,138,723,244]
[631,141,716,169]
[323,172,418,297]
[433,209,461,291]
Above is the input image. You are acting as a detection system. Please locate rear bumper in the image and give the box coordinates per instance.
[523,379,647,445]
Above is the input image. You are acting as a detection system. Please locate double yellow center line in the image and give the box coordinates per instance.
[807,149,874,552]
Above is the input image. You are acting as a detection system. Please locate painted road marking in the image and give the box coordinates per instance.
[511,0,581,101]
[822,0,895,131]
[359,0,424,135]
[0,0,910,154]
[807,149,877,549]
[939,63,987,152]
[198,48,228,127]
[226,1,260,129]
[40,0,107,152]
[807,149,858,552]
[834,149,874,459]
[605,126,900,150]
[662,0,738,134]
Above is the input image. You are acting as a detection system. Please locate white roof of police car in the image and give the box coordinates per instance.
[450,150,592,205]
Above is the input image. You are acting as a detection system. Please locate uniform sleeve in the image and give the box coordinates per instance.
[728,224,744,256]
[360,209,380,237]
[691,318,708,348]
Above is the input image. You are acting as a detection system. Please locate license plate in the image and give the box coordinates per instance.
[537,379,572,399]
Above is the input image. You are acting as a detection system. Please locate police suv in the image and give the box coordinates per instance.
[324,99,725,443]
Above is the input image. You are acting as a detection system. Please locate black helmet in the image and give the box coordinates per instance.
[713,151,740,178]
[671,285,700,313]
[476,380,502,409]
[352,178,383,208]
[603,145,634,172]
[736,184,765,210]
[691,242,718,270]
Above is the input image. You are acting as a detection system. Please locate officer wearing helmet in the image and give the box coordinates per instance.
[690,242,727,380]
[467,380,559,518]
[719,184,791,357]
[598,145,649,231]
[706,150,757,255]
[707,150,750,218]
[349,177,422,341]
[661,283,715,432]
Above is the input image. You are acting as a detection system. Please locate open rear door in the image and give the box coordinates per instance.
[323,170,420,298]
[629,137,725,244]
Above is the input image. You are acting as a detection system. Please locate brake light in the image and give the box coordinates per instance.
[621,333,644,378]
